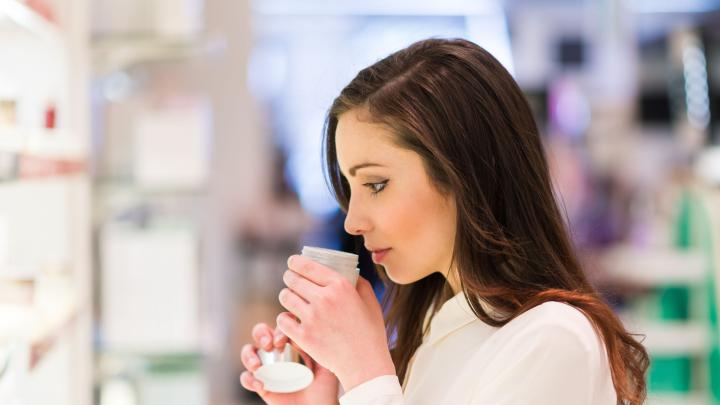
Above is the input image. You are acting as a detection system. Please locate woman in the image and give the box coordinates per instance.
[240,38,649,404]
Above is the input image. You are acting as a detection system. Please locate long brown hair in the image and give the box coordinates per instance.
[322,38,649,404]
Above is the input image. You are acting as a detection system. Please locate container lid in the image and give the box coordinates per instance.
[254,362,314,393]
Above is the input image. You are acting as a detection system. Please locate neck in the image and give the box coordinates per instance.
[444,267,461,295]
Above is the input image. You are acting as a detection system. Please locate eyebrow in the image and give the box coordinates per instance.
[347,162,385,177]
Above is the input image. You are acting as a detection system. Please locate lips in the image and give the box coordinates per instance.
[370,248,391,263]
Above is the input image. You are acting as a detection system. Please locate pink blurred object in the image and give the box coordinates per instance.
[25,0,56,23]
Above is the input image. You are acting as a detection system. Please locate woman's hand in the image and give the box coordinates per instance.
[277,255,396,391]
[240,323,339,405]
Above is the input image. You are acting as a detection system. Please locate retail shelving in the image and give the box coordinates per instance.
[0,0,91,404]
[599,181,720,405]
[92,34,225,76]
[0,127,86,159]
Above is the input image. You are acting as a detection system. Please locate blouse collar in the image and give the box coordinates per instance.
[423,292,500,345]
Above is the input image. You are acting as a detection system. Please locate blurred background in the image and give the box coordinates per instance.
[0,0,719,404]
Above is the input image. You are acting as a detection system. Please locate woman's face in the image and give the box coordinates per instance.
[335,108,457,285]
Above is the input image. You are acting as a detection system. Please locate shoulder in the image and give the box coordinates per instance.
[500,301,603,356]
[468,302,614,403]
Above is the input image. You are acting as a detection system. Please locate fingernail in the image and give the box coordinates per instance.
[260,336,270,347]
[287,255,296,267]
[249,357,259,367]
[254,381,263,390]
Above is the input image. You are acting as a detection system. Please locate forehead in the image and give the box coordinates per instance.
[335,109,401,170]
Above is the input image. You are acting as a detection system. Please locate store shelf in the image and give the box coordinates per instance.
[92,35,226,75]
[0,127,86,159]
[0,0,90,403]
[0,273,81,370]
[599,245,707,286]
[646,392,711,405]
[629,321,711,356]
[0,0,62,43]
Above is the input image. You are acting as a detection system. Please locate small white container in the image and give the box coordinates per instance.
[254,344,313,393]
[300,246,359,286]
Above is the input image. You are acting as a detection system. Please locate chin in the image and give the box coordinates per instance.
[383,266,423,285]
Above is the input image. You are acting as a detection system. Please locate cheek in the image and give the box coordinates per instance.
[379,194,446,283]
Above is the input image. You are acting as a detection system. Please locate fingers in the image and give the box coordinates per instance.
[241,344,263,372]
[287,255,336,286]
[283,269,322,302]
[273,327,289,349]
[251,323,275,351]
[277,311,304,347]
[240,371,267,396]
[279,288,311,320]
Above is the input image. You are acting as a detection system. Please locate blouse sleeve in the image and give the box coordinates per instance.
[338,375,404,405]
[471,324,599,404]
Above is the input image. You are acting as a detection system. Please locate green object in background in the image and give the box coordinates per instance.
[711,346,720,402]
[647,284,692,393]
[648,356,691,392]
[696,190,720,404]
[647,187,720,404]
[646,190,694,394]
[657,286,690,320]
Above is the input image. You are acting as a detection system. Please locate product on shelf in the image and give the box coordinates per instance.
[0,100,17,127]
[18,154,86,178]
[0,75,19,128]
[0,152,18,182]
[44,102,56,130]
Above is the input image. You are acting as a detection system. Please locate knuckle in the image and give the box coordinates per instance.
[241,343,253,355]
[301,261,313,274]
[317,293,329,306]
[240,372,256,391]
[276,312,290,327]
[326,284,343,300]
[304,306,316,323]
[251,323,269,337]
[279,288,294,307]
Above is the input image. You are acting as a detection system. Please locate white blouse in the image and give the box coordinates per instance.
[339,292,617,405]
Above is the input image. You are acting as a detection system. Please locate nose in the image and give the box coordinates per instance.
[343,198,372,236]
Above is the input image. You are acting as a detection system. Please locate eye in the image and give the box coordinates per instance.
[364,180,388,196]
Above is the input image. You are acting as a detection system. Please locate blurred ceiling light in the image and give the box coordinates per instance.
[253,0,500,16]
[101,71,135,102]
[248,42,289,102]
[681,36,710,130]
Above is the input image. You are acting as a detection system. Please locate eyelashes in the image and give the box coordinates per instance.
[364,180,389,196]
